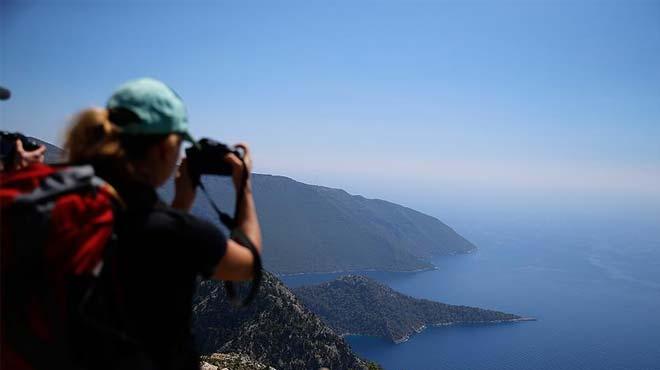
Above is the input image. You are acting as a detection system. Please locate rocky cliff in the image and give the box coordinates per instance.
[193,272,380,370]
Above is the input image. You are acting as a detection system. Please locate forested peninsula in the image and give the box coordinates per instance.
[294,275,534,343]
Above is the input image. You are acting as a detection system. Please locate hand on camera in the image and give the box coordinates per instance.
[13,139,46,170]
[224,143,252,190]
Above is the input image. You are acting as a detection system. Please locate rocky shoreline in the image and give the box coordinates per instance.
[390,317,537,344]
[277,266,438,277]
[341,317,536,344]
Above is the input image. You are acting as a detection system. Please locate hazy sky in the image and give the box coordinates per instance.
[2,0,659,214]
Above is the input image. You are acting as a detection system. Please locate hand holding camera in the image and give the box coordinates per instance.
[173,138,252,211]
[224,142,253,190]
[0,131,46,171]
[185,138,252,188]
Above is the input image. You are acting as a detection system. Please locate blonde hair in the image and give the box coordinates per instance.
[64,108,124,165]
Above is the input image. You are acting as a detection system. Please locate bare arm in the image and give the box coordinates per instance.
[214,143,262,281]
[172,143,262,281]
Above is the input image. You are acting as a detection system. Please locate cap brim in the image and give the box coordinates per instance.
[181,131,195,144]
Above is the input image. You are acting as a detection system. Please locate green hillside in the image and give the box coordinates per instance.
[294,275,532,343]
[185,174,476,274]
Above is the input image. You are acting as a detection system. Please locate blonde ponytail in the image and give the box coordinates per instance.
[64,108,124,165]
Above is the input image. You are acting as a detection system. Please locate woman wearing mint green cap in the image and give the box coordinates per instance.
[63,78,262,370]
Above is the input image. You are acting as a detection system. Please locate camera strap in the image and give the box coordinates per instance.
[197,162,262,307]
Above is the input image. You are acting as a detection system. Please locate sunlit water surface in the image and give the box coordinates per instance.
[283,208,660,370]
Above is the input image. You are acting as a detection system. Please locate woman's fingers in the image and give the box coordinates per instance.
[234,142,250,156]
[176,157,189,178]
[232,142,252,172]
[14,140,46,169]
[224,152,243,168]
[32,145,46,156]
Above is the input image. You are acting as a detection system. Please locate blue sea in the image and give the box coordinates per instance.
[282,206,660,370]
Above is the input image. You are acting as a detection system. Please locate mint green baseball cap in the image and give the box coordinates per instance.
[107,78,195,143]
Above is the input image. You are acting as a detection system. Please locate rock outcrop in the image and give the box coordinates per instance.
[193,272,380,370]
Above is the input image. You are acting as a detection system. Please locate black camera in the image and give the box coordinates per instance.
[185,138,241,185]
[0,131,41,167]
